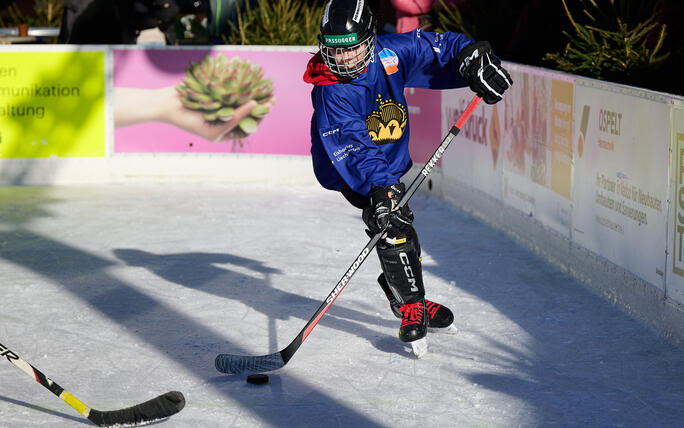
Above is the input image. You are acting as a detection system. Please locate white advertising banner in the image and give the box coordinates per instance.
[440,88,503,201]
[667,102,684,305]
[572,81,670,289]
[500,65,574,237]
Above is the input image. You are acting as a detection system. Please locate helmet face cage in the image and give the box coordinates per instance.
[318,33,375,79]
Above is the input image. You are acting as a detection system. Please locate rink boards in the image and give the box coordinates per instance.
[1,45,684,344]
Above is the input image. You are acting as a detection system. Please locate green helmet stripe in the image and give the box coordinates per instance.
[324,33,359,46]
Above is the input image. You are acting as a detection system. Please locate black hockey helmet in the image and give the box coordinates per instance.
[318,0,376,79]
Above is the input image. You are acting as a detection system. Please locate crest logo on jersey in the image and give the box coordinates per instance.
[378,48,399,75]
[365,94,406,145]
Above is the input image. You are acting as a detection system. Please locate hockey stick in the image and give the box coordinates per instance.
[215,94,483,375]
[0,341,185,427]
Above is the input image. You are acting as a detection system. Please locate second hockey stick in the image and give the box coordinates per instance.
[1,341,185,427]
[216,94,483,375]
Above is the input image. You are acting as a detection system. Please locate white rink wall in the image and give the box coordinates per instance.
[1,46,683,346]
[0,154,316,186]
[416,63,684,347]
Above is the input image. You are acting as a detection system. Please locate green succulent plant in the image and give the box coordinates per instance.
[175,54,273,138]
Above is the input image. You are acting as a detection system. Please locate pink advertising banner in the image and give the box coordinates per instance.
[405,87,442,164]
[113,48,315,154]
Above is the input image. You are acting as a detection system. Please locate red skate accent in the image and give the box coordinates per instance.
[425,300,442,319]
[399,301,426,328]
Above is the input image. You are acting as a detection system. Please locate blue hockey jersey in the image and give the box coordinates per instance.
[303,29,473,197]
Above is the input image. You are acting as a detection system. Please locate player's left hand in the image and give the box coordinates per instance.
[457,41,513,104]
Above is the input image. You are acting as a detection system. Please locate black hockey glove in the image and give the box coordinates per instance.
[456,41,513,104]
[363,183,414,235]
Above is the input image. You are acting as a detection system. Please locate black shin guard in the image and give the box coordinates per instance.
[377,273,402,318]
[375,226,425,305]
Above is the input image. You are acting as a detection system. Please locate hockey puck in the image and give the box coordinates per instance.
[246,374,269,385]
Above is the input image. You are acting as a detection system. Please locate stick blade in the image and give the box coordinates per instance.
[215,352,284,375]
[87,391,185,427]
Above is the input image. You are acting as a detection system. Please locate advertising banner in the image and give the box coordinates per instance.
[572,82,670,288]
[0,51,105,158]
[667,103,684,305]
[499,65,573,236]
[440,87,503,200]
[113,48,314,155]
[405,87,442,164]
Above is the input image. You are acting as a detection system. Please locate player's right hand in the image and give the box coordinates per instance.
[457,41,513,104]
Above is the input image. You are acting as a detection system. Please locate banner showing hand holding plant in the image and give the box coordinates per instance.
[175,54,274,141]
[113,48,312,155]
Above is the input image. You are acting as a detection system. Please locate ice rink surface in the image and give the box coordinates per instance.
[1,183,684,427]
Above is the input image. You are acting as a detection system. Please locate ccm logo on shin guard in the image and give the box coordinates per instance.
[399,252,419,292]
[0,343,20,362]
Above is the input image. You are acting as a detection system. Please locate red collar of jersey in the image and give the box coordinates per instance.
[302,52,366,86]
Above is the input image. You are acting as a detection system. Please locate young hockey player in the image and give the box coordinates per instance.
[303,0,512,356]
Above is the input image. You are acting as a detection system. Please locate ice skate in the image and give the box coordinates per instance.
[431,322,459,335]
[398,300,428,341]
[410,336,428,358]
[397,299,429,358]
[426,300,458,334]
[378,274,456,333]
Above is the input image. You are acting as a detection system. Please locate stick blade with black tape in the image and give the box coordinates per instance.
[1,341,185,427]
[87,391,186,427]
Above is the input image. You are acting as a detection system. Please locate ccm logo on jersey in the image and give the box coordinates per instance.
[322,128,339,137]
[378,48,399,75]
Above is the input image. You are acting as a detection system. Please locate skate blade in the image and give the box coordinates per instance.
[429,323,459,335]
[410,337,428,359]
